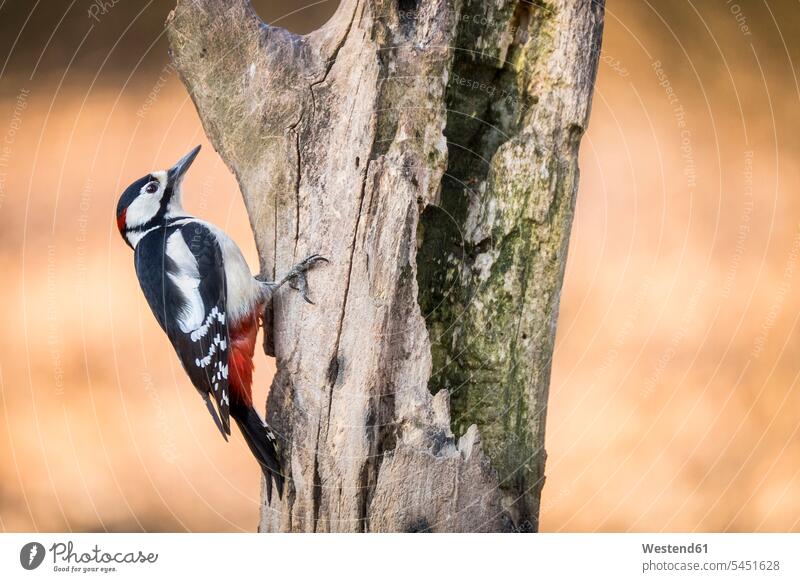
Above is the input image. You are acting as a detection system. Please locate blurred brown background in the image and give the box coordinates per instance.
[0,1,798,532]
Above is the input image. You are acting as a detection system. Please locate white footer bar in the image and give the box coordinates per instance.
[1,533,798,581]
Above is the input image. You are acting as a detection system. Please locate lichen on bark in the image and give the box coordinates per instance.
[417,0,604,530]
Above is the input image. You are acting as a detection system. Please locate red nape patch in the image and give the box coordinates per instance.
[228,313,259,407]
[116,208,127,233]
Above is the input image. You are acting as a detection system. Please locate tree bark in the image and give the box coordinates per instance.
[166,0,604,532]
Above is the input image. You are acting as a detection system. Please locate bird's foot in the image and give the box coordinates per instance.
[286,254,329,304]
[257,254,329,304]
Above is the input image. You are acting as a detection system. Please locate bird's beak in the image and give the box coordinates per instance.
[167,145,201,186]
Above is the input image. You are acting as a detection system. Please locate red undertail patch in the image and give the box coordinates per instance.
[228,312,259,408]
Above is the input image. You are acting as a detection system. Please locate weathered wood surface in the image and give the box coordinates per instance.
[167,0,604,532]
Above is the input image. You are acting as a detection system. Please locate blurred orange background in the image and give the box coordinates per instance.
[1,1,798,532]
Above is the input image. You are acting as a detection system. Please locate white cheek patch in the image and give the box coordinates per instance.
[126,172,167,228]
[125,192,161,227]
[165,230,205,333]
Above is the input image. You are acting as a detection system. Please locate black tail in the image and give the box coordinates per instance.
[230,403,285,504]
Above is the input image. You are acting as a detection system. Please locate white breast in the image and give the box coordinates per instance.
[205,222,263,324]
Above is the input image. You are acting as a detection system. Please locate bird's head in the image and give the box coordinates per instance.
[116,145,200,248]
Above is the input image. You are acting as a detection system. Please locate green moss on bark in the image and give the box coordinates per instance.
[417,0,594,531]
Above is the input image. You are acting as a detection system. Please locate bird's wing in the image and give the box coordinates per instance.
[134,223,231,437]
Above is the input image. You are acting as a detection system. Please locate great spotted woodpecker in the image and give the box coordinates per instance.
[116,145,325,501]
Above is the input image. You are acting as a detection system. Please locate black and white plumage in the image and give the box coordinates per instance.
[116,145,327,502]
[134,219,232,435]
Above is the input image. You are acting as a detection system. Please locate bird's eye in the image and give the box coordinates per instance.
[145,182,159,194]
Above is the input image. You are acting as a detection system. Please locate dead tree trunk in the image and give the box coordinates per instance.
[166,0,604,532]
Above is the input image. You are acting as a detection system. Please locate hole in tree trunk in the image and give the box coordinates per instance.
[397,0,419,28]
[251,0,340,34]
[397,0,418,13]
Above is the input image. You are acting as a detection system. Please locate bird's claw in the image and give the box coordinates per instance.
[257,254,328,299]
[294,272,315,304]
[284,253,328,304]
[300,254,329,268]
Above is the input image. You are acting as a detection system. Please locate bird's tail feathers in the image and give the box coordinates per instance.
[230,403,285,504]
